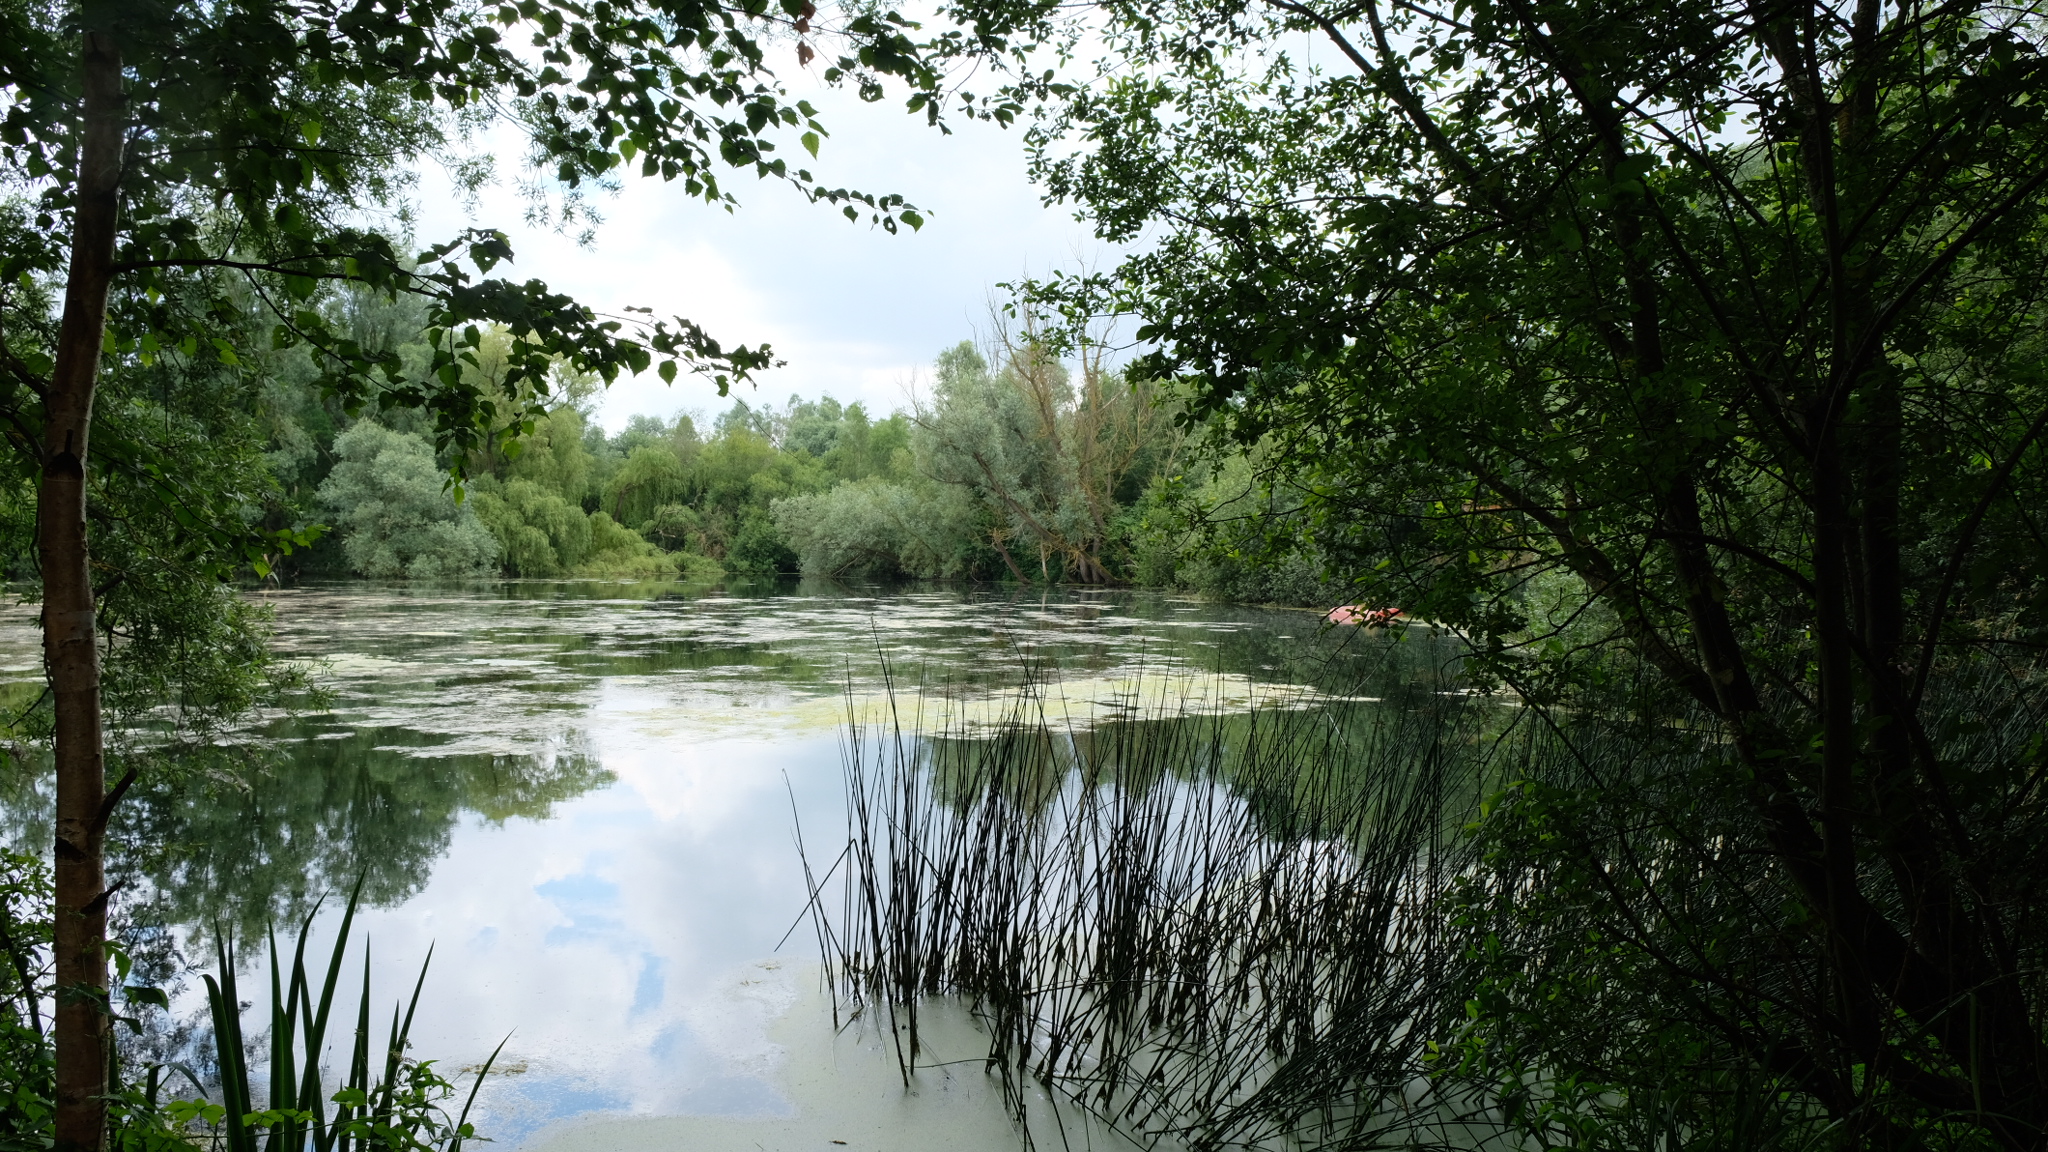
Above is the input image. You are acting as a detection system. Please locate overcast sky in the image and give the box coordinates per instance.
[409,70,1113,433]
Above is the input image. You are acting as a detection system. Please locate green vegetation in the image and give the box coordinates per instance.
[0,847,53,1147]
[1,0,947,1126]
[3,849,495,1151]
[867,0,2048,1142]
[5,0,2045,1142]
[244,314,1298,596]
[171,886,499,1152]
[834,673,1496,1150]
[776,338,1161,583]
[317,424,501,581]
[768,333,1321,592]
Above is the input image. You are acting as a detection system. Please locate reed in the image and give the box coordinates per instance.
[817,664,1524,1150]
[818,653,2013,1150]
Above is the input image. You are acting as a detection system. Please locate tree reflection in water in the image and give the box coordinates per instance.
[112,727,611,946]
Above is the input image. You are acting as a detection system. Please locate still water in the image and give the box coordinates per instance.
[6,581,1410,1150]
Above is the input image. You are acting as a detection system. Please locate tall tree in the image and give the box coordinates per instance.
[915,330,1173,583]
[0,0,934,1143]
[958,0,2048,1139]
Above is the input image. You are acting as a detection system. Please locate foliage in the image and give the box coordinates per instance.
[206,302,1234,590]
[257,326,972,583]
[601,446,692,531]
[0,204,316,748]
[0,848,53,1151]
[465,477,591,578]
[0,0,947,1133]
[724,509,800,576]
[315,424,500,580]
[772,337,1183,584]
[617,395,914,575]
[0,0,942,467]
[775,476,989,579]
[577,512,678,578]
[912,335,1178,584]
[1124,447,1346,605]
[948,0,2048,1138]
[176,888,497,1152]
[0,859,505,1150]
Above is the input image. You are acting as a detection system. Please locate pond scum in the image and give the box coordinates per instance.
[808,652,1548,1151]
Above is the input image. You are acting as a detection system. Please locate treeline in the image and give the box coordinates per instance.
[241,293,1343,602]
[252,291,883,582]
[0,259,1341,603]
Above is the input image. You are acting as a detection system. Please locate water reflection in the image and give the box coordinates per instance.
[115,728,610,942]
[0,580,1449,1147]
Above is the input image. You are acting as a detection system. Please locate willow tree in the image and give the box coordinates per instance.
[0,0,932,1143]
[956,0,2048,1140]
[914,332,1175,583]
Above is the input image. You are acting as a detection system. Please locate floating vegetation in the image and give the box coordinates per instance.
[815,661,1533,1150]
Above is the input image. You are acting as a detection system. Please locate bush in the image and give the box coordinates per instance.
[467,476,593,577]
[600,445,690,528]
[317,423,499,579]
[639,503,707,553]
[1125,453,1347,606]
[773,478,917,578]
[773,478,993,580]
[725,509,798,575]
[575,512,677,578]
[674,551,724,581]
[0,849,52,1147]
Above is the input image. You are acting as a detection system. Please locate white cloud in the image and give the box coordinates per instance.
[410,73,1112,431]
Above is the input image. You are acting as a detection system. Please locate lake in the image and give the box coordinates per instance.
[1,581,1430,1150]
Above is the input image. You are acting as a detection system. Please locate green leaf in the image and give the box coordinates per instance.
[801,131,820,158]
[125,985,171,1010]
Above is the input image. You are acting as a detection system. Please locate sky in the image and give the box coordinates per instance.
[409,69,1115,434]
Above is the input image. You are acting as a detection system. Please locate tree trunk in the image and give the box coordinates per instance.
[46,29,123,1152]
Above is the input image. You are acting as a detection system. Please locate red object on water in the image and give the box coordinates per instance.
[1326,605,1403,626]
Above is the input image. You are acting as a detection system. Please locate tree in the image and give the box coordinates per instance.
[603,444,692,527]
[317,422,501,578]
[0,0,937,1141]
[775,474,988,577]
[914,333,1175,583]
[966,0,2048,1139]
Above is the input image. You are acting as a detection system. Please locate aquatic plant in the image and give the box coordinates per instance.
[818,662,1986,1150]
[819,667,1515,1149]
[103,884,498,1152]
[197,889,496,1152]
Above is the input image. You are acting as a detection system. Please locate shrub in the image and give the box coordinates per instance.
[725,509,797,575]
[639,503,707,553]
[467,476,593,577]
[772,478,916,578]
[316,423,499,579]
[600,445,689,528]
[574,512,677,578]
